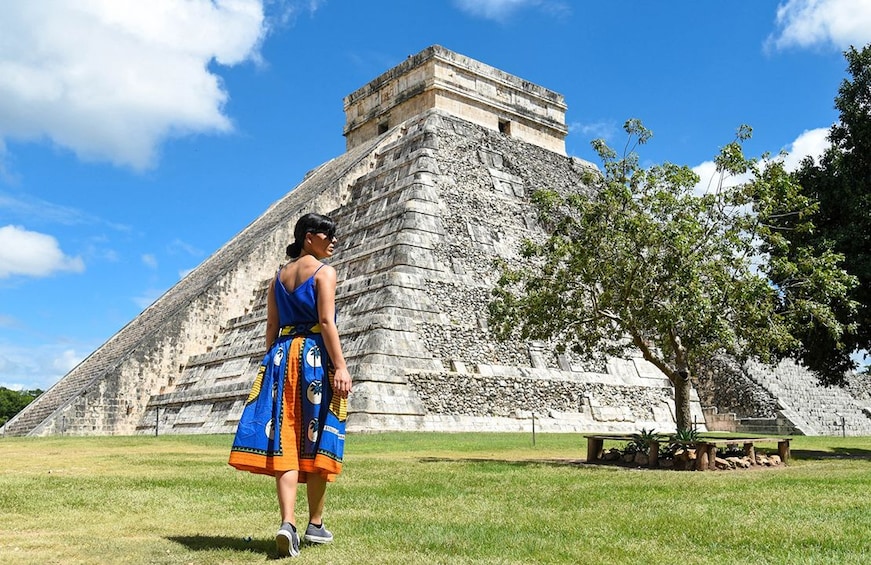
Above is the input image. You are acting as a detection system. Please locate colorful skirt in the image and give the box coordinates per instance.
[228,329,347,482]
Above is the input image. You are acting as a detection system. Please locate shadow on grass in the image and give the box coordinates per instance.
[167,535,274,558]
[418,456,585,468]
[792,447,871,460]
[167,535,333,560]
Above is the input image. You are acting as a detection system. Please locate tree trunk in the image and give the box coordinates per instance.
[673,369,692,431]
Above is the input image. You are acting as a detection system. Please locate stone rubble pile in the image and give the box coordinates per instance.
[600,447,783,471]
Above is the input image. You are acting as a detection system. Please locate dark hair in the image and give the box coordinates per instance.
[286,213,337,258]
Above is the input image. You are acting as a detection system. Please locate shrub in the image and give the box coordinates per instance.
[627,428,659,455]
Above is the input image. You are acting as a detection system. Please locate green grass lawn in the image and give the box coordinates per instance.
[1,432,870,564]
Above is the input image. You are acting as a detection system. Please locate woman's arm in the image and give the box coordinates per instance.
[315,265,352,398]
[265,280,279,351]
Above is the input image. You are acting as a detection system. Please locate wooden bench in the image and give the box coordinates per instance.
[584,434,791,470]
[585,434,658,468]
[692,437,791,471]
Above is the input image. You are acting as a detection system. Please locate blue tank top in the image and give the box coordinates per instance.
[274,265,324,327]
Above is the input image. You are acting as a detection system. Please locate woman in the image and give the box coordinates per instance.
[229,212,352,558]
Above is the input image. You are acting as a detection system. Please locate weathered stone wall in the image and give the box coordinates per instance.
[419,280,528,369]
[693,356,778,419]
[409,372,669,421]
[744,359,871,435]
[400,359,686,434]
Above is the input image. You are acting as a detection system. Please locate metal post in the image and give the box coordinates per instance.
[155,407,159,437]
[531,412,536,446]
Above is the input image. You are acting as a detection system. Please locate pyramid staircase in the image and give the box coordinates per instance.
[745,360,871,436]
[137,282,269,435]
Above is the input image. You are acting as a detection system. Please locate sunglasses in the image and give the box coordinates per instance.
[309,229,337,240]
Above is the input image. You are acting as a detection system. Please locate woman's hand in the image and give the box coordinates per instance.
[332,367,352,399]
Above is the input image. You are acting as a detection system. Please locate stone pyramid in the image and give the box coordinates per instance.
[2,45,702,437]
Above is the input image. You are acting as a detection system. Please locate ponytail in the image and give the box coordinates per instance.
[286,241,302,258]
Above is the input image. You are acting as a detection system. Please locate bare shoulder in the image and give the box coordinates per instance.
[315,262,337,282]
[313,263,337,292]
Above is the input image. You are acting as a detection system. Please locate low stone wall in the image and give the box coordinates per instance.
[408,371,669,422]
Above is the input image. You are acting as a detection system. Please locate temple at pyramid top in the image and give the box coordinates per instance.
[343,45,568,155]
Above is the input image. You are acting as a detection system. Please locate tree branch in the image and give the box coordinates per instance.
[630,330,674,381]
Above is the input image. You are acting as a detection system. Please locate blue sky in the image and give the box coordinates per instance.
[1,0,870,391]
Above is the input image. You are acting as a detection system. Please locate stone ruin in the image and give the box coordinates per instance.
[3,45,868,438]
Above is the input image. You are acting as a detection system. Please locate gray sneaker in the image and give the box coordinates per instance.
[276,522,300,558]
[303,522,334,544]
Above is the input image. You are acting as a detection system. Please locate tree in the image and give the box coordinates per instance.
[489,120,856,431]
[0,387,43,426]
[789,44,871,382]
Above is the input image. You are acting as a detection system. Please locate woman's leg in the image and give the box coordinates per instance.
[306,473,327,525]
[275,470,301,557]
[276,470,299,525]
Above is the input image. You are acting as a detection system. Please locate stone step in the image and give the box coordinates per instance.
[746,359,871,436]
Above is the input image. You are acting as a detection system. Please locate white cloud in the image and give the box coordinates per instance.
[452,0,568,21]
[768,0,871,51]
[0,343,85,391]
[568,120,618,142]
[0,0,267,170]
[52,349,83,374]
[779,127,830,170]
[0,139,15,185]
[168,239,204,257]
[0,225,85,278]
[691,127,832,196]
[141,253,158,269]
[692,160,752,197]
[269,0,324,27]
[0,190,97,226]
